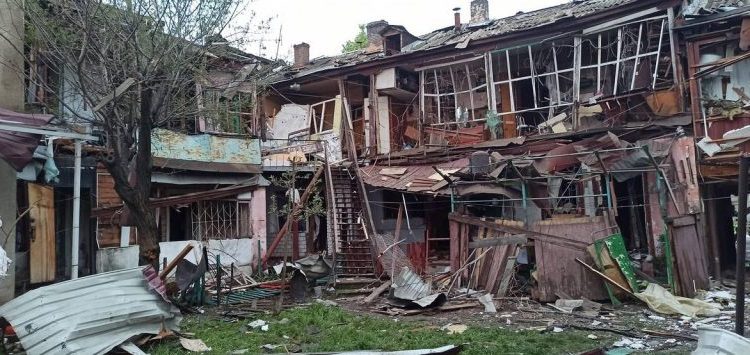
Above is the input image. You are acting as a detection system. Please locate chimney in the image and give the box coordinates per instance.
[470,0,489,23]
[366,20,389,50]
[293,42,309,68]
[453,7,462,31]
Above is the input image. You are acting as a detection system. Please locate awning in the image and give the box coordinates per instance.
[0,108,53,170]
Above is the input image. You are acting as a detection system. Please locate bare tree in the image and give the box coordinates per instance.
[6,0,267,266]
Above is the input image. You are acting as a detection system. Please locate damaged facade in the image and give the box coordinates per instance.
[0,0,749,310]
[259,0,750,302]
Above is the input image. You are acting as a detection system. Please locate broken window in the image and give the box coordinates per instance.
[202,89,253,134]
[420,57,489,125]
[581,17,672,98]
[490,39,576,135]
[309,98,337,134]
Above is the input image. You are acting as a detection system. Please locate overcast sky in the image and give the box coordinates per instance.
[240,0,567,61]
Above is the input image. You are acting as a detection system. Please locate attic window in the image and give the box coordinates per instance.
[385,34,401,55]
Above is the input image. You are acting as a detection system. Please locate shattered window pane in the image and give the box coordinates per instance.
[420,57,487,123]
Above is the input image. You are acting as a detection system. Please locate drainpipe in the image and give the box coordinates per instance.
[71,140,82,279]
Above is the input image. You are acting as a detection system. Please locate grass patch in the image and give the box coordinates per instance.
[150,304,612,354]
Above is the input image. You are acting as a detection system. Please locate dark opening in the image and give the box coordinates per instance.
[613,176,648,251]
[385,34,401,55]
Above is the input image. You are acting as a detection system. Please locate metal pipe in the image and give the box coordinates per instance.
[401,193,412,232]
[71,140,82,279]
[735,154,748,336]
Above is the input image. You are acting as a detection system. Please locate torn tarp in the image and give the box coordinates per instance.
[0,266,182,355]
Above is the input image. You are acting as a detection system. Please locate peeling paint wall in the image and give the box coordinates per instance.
[152,129,261,165]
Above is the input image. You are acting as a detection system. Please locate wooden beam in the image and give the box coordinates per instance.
[468,235,527,249]
[363,280,392,303]
[160,244,193,279]
[576,257,635,296]
[92,78,136,112]
[263,166,324,265]
[496,254,518,297]
[448,213,587,249]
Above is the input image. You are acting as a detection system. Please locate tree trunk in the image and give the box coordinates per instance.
[105,86,160,268]
[134,87,159,267]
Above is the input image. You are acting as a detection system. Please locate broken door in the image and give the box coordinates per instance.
[28,183,55,283]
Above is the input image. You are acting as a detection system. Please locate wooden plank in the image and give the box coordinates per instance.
[448,213,587,249]
[496,252,518,297]
[575,258,634,296]
[669,216,710,297]
[484,241,507,292]
[92,77,136,112]
[469,235,527,248]
[587,244,632,296]
[28,183,55,283]
[364,280,392,303]
[740,17,750,51]
[449,220,460,272]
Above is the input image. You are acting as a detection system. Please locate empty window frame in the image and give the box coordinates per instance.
[309,98,336,134]
[489,38,576,133]
[202,90,253,134]
[491,39,577,115]
[419,56,489,125]
[580,16,672,97]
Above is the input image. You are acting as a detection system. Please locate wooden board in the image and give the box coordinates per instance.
[28,183,55,283]
[668,214,709,297]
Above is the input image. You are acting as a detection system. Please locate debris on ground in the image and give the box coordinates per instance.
[693,327,750,354]
[440,323,468,335]
[473,293,495,313]
[0,266,181,355]
[248,319,270,331]
[635,283,721,317]
[180,337,212,352]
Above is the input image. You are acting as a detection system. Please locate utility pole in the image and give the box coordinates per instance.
[736,154,749,336]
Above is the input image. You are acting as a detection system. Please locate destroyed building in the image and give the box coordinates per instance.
[259,0,750,302]
[1,0,750,308]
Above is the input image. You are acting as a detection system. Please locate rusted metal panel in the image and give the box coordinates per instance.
[668,214,710,297]
[361,158,468,194]
[531,216,612,302]
[151,128,261,166]
[28,183,55,284]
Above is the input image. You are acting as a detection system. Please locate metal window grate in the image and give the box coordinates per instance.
[191,200,250,240]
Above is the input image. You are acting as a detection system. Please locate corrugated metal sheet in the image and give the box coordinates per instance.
[151,128,261,165]
[682,0,745,15]
[361,158,468,194]
[0,266,182,355]
[392,266,432,301]
[405,0,640,53]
